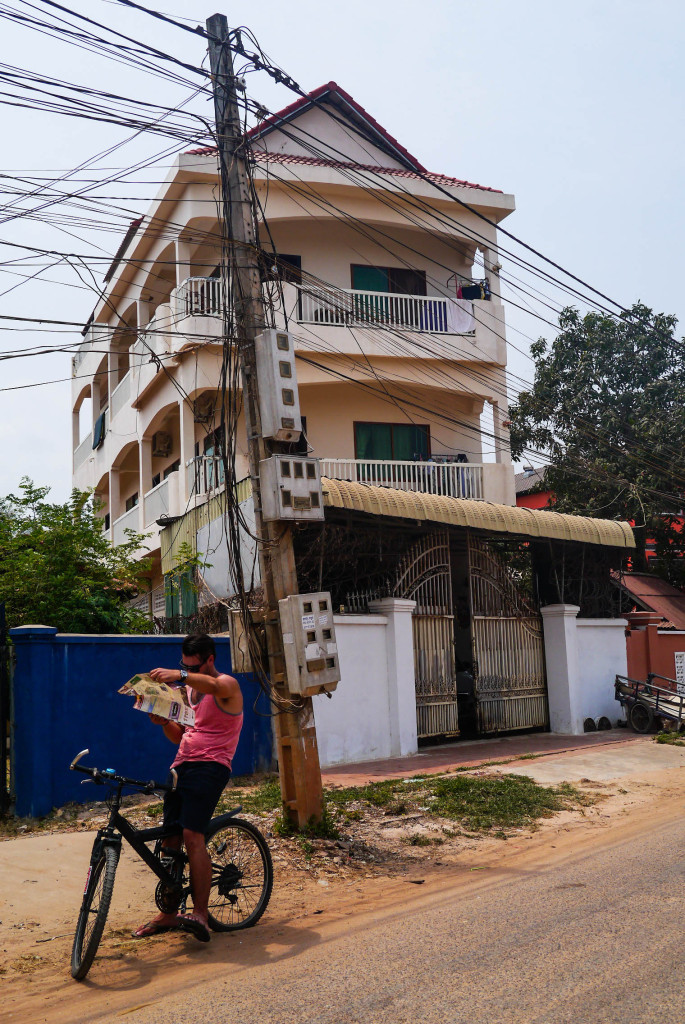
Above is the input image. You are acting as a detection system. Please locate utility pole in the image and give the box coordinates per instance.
[207,13,324,827]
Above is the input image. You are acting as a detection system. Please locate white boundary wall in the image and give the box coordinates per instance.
[541,604,627,734]
[313,600,418,767]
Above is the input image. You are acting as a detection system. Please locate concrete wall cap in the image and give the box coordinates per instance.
[9,625,58,636]
[540,604,581,618]
[368,598,417,613]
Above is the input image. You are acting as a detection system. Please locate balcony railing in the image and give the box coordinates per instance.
[320,458,484,500]
[73,432,92,470]
[110,371,131,420]
[112,505,140,546]
[174,277,223,318]
[296,286,476,335]
[144,477,171,526]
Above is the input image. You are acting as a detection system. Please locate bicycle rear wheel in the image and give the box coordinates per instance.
[71,844,119,980]
[206,817,273,932]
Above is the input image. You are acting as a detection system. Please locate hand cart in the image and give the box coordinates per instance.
[615,672,685,734]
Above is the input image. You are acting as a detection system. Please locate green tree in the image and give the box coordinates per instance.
[0,479,152,633]
[509,303,685,580]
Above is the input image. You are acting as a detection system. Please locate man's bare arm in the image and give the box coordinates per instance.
[149,713,184,744]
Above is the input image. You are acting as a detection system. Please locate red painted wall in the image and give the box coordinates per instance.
[625,623,685,682]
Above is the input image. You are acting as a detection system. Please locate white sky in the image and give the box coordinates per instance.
[0,0,683,500]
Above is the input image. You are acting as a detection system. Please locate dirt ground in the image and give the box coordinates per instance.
[3,739,685,1023]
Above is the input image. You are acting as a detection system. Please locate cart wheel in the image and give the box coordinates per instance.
[629,702,654,734]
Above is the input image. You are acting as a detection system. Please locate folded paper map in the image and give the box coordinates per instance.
[118,673,195,727]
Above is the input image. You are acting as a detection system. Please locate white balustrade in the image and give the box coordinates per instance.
[73,432,93,469]
[320,458,484,500]
[112,505,140,546]
[110,371,131,420]
[174,277,223,317]
[144,477,170,526]
[296,286,474,335]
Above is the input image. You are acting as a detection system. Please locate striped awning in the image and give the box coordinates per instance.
[321,478,635,549]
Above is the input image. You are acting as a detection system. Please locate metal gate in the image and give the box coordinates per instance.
[468,536,548,733]
[394,531,459,739]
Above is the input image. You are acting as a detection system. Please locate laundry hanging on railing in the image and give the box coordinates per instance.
[446,298,475,334]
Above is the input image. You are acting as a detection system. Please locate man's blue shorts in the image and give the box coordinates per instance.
[162,760,231,835]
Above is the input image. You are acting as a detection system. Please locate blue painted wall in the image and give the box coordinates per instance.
[10,627,273,818]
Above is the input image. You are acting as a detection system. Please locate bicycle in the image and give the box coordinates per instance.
[68,749,273,981]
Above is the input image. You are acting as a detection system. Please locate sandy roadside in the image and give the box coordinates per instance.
[2,738,684,1022]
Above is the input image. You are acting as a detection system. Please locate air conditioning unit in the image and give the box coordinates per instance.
[193,394,215,423]
[152,431,172,457]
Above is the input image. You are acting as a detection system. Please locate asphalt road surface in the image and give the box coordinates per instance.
[52,797,684,1024]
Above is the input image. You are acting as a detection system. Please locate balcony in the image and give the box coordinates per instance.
[173,276,222,318]
[295,286,477,335]
[112,505,140,546]
[320,458,484,499]
[73,431,92,470]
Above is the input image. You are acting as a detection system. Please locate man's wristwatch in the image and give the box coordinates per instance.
[179,668,188,683]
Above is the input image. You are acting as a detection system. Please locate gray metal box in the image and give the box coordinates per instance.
[259,456,324,522]
[279,592,340,695]
[254,328,302,443]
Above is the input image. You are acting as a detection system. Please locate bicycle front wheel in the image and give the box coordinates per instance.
[206,818,273,932]
[71,844,119,980]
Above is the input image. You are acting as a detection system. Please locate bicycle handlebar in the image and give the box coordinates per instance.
[69,749,177,793]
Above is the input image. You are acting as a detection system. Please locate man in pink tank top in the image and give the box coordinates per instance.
[132,633,243,943]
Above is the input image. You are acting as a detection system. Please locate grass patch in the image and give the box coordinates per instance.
[274,801,340,841]
[323,772,587,834]
[216,775,282,815]
[655,731,685,747]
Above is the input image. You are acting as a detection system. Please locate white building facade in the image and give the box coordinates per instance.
[71,82,517,603]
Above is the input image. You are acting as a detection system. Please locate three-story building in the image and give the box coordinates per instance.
[71,82,517,607]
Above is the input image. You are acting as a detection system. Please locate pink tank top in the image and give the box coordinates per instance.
[172,688,243,771]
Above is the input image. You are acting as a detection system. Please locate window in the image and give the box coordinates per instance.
[194,426,225,492]
[125,492,138,512]
[351,265,426,296]
[163,459,180,479]
[151,473,161,489]
[354,422,430,461]
[259,251,302,284]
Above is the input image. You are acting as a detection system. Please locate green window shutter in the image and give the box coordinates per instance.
[164,573,179,619]
[180,570,198,617]
[355,422,393,459]
[392,424,430,460]
[351,265,388,291]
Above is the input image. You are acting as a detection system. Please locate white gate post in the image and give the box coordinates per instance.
[541,604,583,734]
[369,598,418,756]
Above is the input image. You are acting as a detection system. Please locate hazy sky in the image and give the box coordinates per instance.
[1,0,683,501]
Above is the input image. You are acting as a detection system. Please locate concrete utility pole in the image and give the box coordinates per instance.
[206,13,324,827]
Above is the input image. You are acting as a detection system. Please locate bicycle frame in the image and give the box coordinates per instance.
[87,785,186,899]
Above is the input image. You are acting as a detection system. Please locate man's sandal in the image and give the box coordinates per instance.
[177,914,211,942]
[131,921,176,939]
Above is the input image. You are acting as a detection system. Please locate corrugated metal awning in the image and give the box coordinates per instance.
[321,478,635,549]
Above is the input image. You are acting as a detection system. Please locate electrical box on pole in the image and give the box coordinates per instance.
[254,329,302,443]
[260,456,324,522]
[279,592,341,695]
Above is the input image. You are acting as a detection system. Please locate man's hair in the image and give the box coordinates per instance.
[182,633,216,662]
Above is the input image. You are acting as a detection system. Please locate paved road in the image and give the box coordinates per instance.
[101,802,685,1024]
